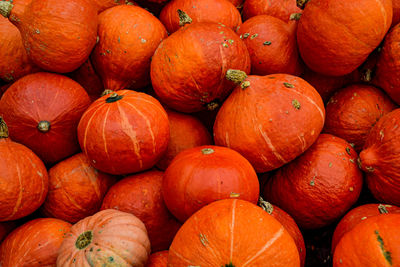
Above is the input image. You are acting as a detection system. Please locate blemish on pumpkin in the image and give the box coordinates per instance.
[328,162,333,168]
[283,82,294,88]
[219,31,224,34]
[375,230,393,265]
[379,130,384,140]
[349,187,354,192]
[345,147,351,155]
[35,29,40,34]
[285,110,289,114]
[250,34,258,39]
[269,118,273,122]
[378,204,389,214]
[96,36,100,43]
[292,99,301,110]
[310,176,316,186]
[141,38,147,43]
[118,36,121,43]
[108,257,114,262]
[241,81,250,89]
[228,39,234,45]
[263,41,272,45]
[230,192,240,198]
[349,159,355,163]
[199,233,209,247]
[242,33,250,39]
[222,43,229,48]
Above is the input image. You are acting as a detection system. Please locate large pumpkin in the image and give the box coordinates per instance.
[57,209,151,266]
[297,0,392,76]
[101,170,181,252]
[41,153,116,223]
[358,109,400,206]
[333,214,400,266]
[264,134,363,229]
[0,0,98,73]
[77,90,170,175]
[168,199,300,266]
[0,218,71,267]
[150,22,251,113]
[91,5,167,91]
[0,117,49,222]
[146,251,168,267]
[0,72,92,164]
[214,73,325,173]
[242,0,302,21]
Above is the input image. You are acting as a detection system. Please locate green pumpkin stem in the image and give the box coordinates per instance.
[225,69,247,85]
[37,121,51,133]
[201,148,215,155]
[296,0,309,10]
[0,1,13,18]
[258,197,274,214]
[0,117,9,138]
[75,231,93,250]
[223,262,235,267]
[378,204,389,214]
[289,13,302,21]
[206,100,219,111]
[105,92,124,103]
[178,9,192,26]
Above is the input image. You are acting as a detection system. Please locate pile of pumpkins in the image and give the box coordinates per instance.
[1,0,400,265]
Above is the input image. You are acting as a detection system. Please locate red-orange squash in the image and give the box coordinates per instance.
[168,199,300,266]
[156,109,212,170]
[41,153,116,223]
[57,209,151,266]
[264,134,363,229]
[101,170,181,252]
[0,218,71,267]
[358,109,400,206]
[333,214,400,266]
[0,72,91,164]
[214,73,325,173]
[146,251,168,267]
[77,90,170,175]
[0,0,98,73]
[92,5,167,91]
[163,145,260,222]
[324,84,396,152]
[242,0,302,21]
[236,15,302,76]
[0,117,49,222]
[297,0,392,76]
[159,0,242,34]
[150,22,251,113]
[331,203,400,252]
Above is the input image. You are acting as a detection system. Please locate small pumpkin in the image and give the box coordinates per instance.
[242,0,302,21]
[146,251,168,267]
[0,218,71,267]
[57,209,151,266]
[168,199,300,266]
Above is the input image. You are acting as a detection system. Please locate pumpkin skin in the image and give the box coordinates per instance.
[242,0,302,21]
[0,218,71,267]
[393,0,400,27]
[41,153,116,223]
[0,118,49,222]
[77,90,170,175]
[163,145,260,222]
[156,109,212,170]
[0,72,92,164]
[91,5,167,91]
[146,251,168,267]
[297,0,392,76]
[332,203,400,252]
[214,74,325,173]
[358,109,400,206]
[333,214,400,267]
[168,199,300,266]
[236,15,302,76]
[159,0,242,34]
[101,170,181,252]
[0,221,16,242]
[258,198,306,267]
[93,0,136,13]
[324,84,396,152]
[264,134,363,229]
[0,0,98,73]
[150,22,251,113]
[57,209,151,266]
[0,15,40,83]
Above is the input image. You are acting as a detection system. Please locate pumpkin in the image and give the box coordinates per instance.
[296,0,392,76]
[146,251,168,267]
[0,218,71,267]
[242,0,302,21]
[374,25,400,104]
[333,214,400,266]
[41,153,116,223]
[324,84,396,152]
[332,203,400,252]
[0,221,16,242]
[393,0,400,27]
[0,72,92,164]
[236,15,302,76]
[214,73,325,173]
[150,22,251,113]
[0,117,49,222]
[258,198,306,266]
[358,109,400,206]
[159,0,242,34]
[263,134,363,229]
[163,145,260,222]
[93,0,136,13]
[57,209,151,266]
[156,109,212,170]
[168,199,300,266]
[77,90,169,175]
[91,5,167,91]
[101,170,181,252]
[0,15,40,83]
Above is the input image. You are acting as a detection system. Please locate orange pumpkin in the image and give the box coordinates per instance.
[146,250,168,267]
[242,0,302,22]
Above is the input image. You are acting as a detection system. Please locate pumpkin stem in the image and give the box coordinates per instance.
[0,117,9,139]
[296,0,309,9]
[225,69,247,85]
[258,197,274,214]
[106,92,124,103]
[178,9,192,26]
[101,89,114,97]
[289,13,302,21]
[378,204,389,214]
[361,68,373,82]
[75,230,93,250]
[37,121,51,133]
[222,262,235,267]
[0,1,13,18]
[201,148,214,155]
[206,101,219,111]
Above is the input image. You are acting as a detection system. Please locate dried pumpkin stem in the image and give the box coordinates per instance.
[378,204,389,214]
[178,9,192,26]
[206,101,219,111]
[105,92,124,103]
[361,68,373,82]
[37,120,51,133]
[258,197,274,214]
[75,230,93,250]
[201,148,214,155]
[225,69,247,85]
[0,117,9,138]
[296,0,309,10]
[101,89,114,97]
[0,1,13,18]
[289,13,302,20]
